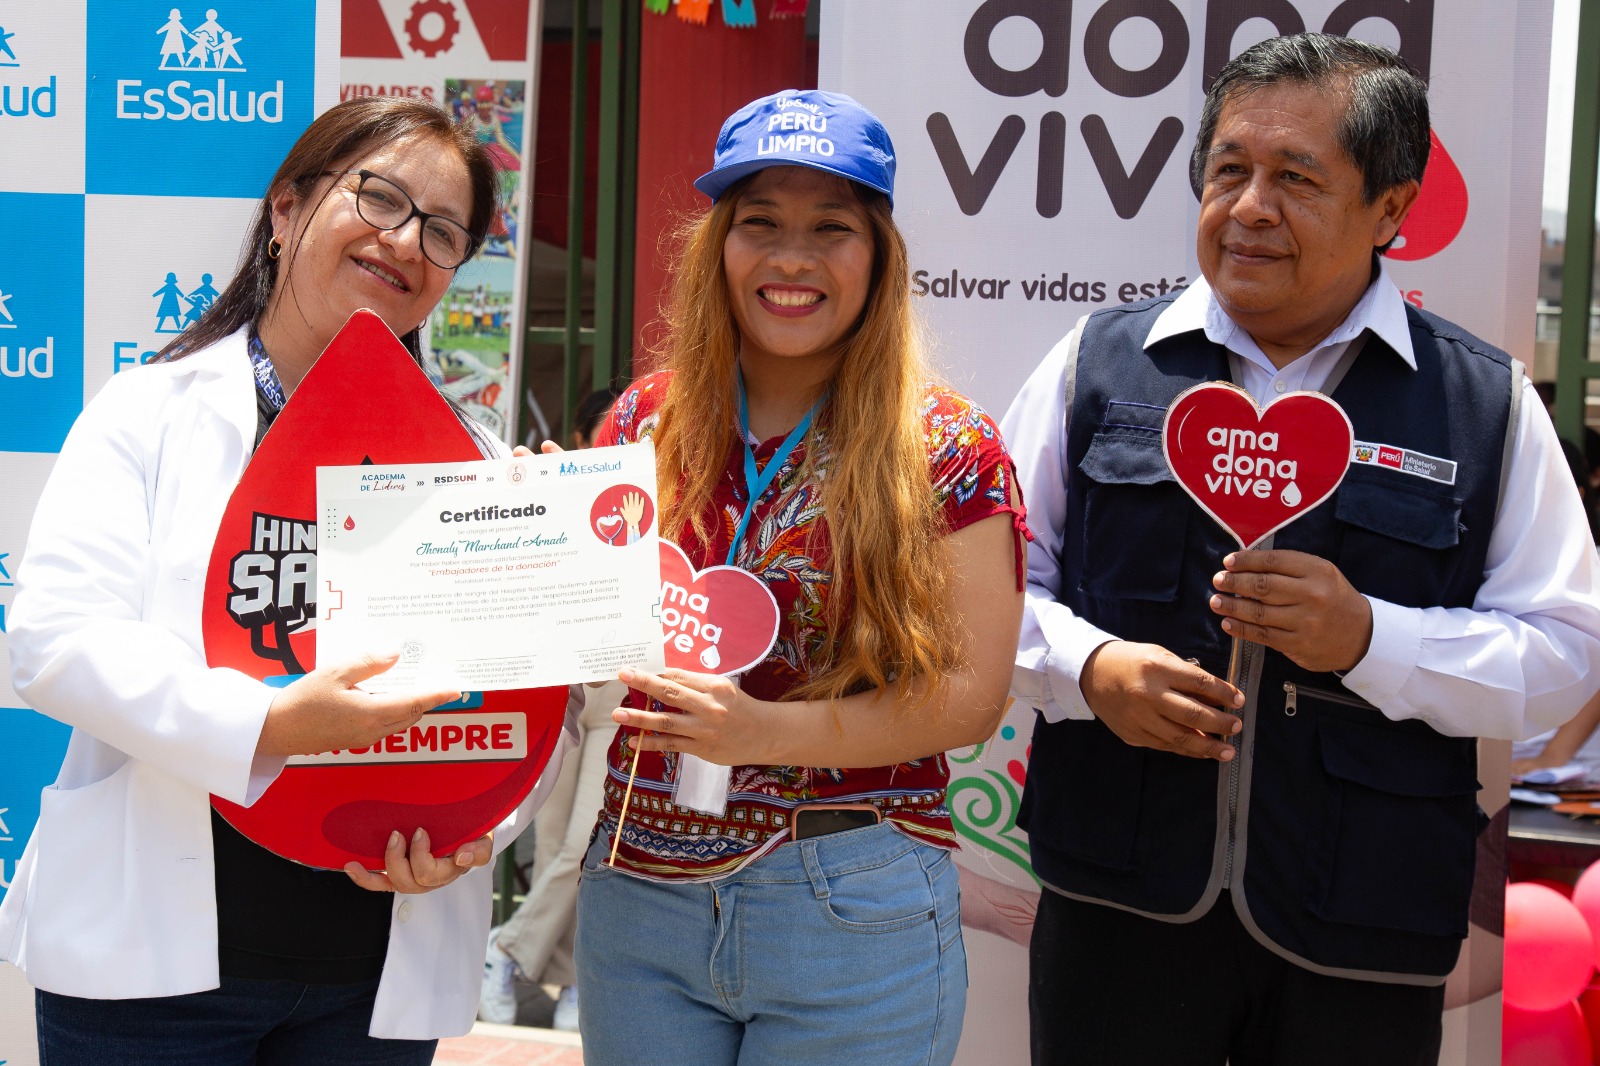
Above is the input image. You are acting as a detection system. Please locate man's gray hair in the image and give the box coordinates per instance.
[1189,32,1431,211]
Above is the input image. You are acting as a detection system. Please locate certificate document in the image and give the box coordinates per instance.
[316,443,666,691]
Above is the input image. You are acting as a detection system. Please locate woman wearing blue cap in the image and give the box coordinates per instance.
[572,90,1029,1063]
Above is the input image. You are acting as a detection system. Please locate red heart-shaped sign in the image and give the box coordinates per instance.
[657,540,780,675]
[1162,382,1353,550]
[204,311,566,870]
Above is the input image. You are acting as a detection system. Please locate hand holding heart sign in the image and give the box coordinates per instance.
[1084,384,1365,762]
[605,540,782,863]
[1163,383,1372,677]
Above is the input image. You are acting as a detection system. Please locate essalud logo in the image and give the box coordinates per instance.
[117,6,282,123]
[152,271,219,333]
[559,458,621,476]
[0,22,60,119]
[158,8,246,71]
[0,286,56,380]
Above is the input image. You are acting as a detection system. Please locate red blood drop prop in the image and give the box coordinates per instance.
[204,311,565,870]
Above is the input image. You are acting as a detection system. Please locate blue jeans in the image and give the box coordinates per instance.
[574,820,967,1065]
[36,978,436,1066]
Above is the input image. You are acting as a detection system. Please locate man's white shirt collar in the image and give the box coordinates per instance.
[1142,265,1417,373]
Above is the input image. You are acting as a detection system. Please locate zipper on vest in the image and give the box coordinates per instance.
[1282,680,1374,715]
[1222,639,1258,888]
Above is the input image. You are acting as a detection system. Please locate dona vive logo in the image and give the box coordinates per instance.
[932,0,1454,250]
[88,0,314,197]
[0,22,60,119]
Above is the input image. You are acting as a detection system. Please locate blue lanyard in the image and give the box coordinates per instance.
[248,332,287,411]
[727,374,823,567]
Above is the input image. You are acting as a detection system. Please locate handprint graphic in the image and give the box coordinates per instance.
[590,484,655,547]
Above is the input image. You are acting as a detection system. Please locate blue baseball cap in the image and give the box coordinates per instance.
[694,89,896,205]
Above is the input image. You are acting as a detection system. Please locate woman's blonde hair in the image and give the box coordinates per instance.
[649,172,962,703]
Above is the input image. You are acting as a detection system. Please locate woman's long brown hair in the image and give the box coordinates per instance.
[650,174,962,705]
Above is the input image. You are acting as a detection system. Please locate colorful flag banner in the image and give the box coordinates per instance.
[721,0,757,28]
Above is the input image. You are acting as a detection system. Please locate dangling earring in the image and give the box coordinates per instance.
[267,237,283,260]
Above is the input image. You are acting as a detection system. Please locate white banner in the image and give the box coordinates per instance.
[340,0,543,444]
[821,3,1553,1064]
[0,4,341,1062]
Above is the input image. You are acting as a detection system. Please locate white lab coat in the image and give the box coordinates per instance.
[0,328,575,1039]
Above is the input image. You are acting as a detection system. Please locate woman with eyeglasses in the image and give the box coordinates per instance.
[0,97,553,1064]
[571,90,1028,1065]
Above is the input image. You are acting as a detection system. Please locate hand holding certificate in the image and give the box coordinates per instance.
[317,442,667,692]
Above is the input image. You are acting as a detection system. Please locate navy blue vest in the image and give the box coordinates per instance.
[1020,294,1512,981]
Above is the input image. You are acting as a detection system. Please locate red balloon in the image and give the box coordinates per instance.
[1578,982,1600,1056]
[1570,863,1600,970]
[1505,883,1596,1011]
[1504,1002,1592,1066]
[1531,877,1577,899]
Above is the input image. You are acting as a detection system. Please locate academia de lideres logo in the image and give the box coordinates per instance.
[0,23,18,67]
[157,8,247,71]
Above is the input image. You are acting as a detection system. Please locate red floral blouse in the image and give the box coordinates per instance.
[594,371,1028,879]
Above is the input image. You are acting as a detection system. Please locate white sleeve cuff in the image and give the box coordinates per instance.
[1340,596,1421,720]
[1040,634,1115,723]
[243,754,289,806]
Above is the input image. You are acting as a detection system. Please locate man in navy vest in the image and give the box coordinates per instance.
[1003,32,1600,1066]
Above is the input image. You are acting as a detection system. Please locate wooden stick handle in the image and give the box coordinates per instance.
[608,732,644,867]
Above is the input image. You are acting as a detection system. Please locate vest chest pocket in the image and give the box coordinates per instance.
[1078,429,1189,602]
[1334,470,1466,607]
[1302,710,1481,939]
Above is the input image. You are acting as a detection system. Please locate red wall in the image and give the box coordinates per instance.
[532,37,603,259]
[630,13,815,369]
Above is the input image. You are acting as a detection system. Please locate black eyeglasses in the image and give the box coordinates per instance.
[322,169,477,269]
